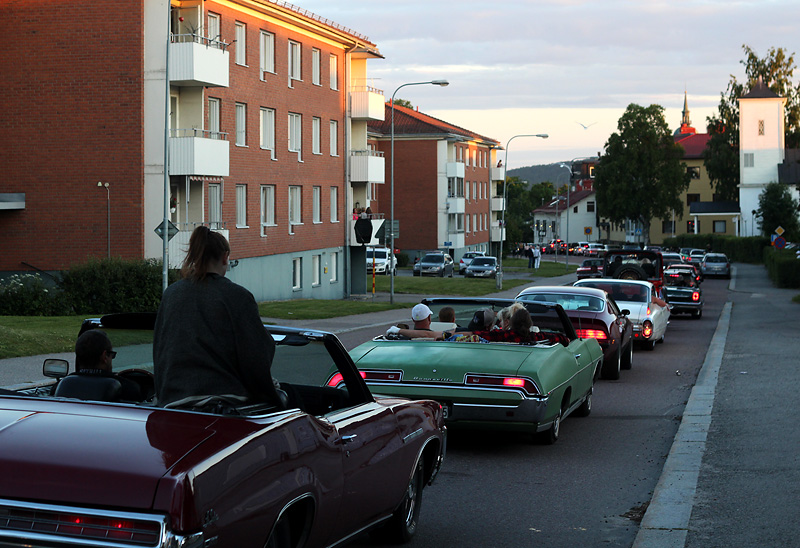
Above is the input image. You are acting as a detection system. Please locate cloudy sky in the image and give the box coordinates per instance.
[298,0,797,168]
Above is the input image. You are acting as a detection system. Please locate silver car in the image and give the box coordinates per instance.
[700,253,731,279]
[464,256,499,278]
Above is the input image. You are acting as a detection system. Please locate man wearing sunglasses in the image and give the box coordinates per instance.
[74,330,142,401]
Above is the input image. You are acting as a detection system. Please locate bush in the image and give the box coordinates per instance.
[764,248,800,288]
[396,252,410,268]
[0,274,70,316]
[662,235,769,263]
[60,258,178,315]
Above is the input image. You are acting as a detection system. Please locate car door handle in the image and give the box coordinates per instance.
[339,434,358,444]
[574,354,581,360]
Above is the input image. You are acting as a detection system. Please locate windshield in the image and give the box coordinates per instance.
[578,281,649,303]
[471,258,495,266]
[367,250,388,259]
[422,254,444,263]
[519,292,604,312]
[705,255,726,263]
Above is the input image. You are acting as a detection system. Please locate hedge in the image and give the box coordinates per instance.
[763,248,800,288]
[662,234,770,264]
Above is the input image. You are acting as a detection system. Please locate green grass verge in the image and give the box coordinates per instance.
[258,300,412,320]
[0,316,93,359]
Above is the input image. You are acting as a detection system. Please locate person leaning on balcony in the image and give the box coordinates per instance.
[153,226,282,412]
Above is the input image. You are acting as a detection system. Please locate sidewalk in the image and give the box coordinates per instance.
[634,263,800,547]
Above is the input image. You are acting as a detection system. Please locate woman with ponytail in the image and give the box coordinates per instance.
[153,226,280,410]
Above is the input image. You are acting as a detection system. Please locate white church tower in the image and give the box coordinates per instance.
[738,77,787,234]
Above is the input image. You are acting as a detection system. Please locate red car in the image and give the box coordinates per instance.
[0,314,446,548]
[577,258,604,280]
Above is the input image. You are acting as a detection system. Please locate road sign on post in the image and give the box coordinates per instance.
[154,220,179,241]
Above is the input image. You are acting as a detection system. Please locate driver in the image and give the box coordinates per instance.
[74,330,143,402]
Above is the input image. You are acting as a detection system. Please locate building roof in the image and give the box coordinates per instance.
[368,104,500,146]
[674,132,711,159]
[533,189,595,214]
[739,77,782,100]
[688,201,741,215]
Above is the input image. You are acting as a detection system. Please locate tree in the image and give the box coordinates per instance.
[756,182,800,239]
[704,45,800,200]
[595,104,690,243]
[392,98,414,109]
[501,178,555,244]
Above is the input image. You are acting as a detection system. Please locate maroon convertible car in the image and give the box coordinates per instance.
[0,314,446,548]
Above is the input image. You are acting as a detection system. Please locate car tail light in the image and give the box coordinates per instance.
[327,370,367,387]
[646,306,652,316]
[642,320,653,338]
[362,370,402,382]
[692,291,700,302]
[575,328,608,340]
[465,374,539,396]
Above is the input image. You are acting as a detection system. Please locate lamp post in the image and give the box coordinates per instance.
[558,163,572,271]
[497,133,549,289]
[390,79,449,303]
[97,182,110,258]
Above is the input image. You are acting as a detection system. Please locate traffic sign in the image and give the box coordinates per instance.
[154,220,179,241]
[773,236,786,249]
[584,227,592,235]
[775,226,785,236]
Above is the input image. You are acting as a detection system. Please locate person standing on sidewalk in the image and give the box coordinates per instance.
[533,245,541,269]
[526,245,535,268]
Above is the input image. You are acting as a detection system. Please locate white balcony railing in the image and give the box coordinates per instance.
[169,34,229,87]
[350,86,385,121]
[491,165,505,181]
[491,196,505,211]
[491,225,506,242]
[446,162,465,178]
[446,196,465,214]
[169,129,230,177]
[350,150,385,184]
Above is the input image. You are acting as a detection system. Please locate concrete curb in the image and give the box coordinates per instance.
[632,300,732,548]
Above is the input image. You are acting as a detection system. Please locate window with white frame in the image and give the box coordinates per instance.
[312,186,321,223]
[236,185,247,228]
[466,214,470,233]
[207,13,221,44]
[473,213,478,232]
[329,54,338,90]
[713,220,727,233]
[330,187,338,222]
[311,48,321,86]
[288,113,302,159]
[235,22,246,65]
[312,255,321,286]
[208,183,222,230]
[260,185,275,236]
[330,252,338,282]
[312,117,321,154]
[744,153,755,167]
[292,257,302,290]
[473,182,478,201]
[208,98,221,138]
[260,107,275,158]
[235,103,247,146]
[288,40,301,84]
[329,120,338,156]
[465,181,470,201]
[259,30,274,75]
[289,185,302,228]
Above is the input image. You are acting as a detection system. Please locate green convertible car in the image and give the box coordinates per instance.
[348,298,603,444]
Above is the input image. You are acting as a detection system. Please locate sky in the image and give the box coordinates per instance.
[296,0,797,168]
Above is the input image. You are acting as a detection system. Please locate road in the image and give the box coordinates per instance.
[345,277,730,548]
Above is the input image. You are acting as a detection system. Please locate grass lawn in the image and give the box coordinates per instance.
[0,316,95,359]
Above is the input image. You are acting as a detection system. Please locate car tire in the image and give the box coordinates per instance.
[621,342,633,370]
[616,266,647,280]
[643,338,656,351]
[439,269,444,277]
[574,391,592,418]
[538,408,561,445]
[601,347,621,380]
[376,458,424,543]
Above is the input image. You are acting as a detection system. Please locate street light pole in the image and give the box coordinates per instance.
[97,182,110,258]
[390,79,449,303]
[496,134,549,289]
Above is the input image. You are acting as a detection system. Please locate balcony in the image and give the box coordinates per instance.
[491,224,506,242]
[350,216,385,247]
[167,222,228,268]
[491,196,505,211]
[491,165,505,181]
[350,150,385,184]
[169,34,229,88]
[446,196,465,213]
[446,162,465,178]
[350,86,385,121]
[169,129,230,177]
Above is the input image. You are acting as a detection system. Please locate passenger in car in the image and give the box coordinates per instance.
[65,330,143,402]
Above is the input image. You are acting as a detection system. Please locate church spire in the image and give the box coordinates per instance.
[675,90,696,136]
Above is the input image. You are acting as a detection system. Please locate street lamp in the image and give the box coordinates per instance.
[558,164,571,271]
[497,133,549,289]
[390,79,449,303]
[97,182,110,258]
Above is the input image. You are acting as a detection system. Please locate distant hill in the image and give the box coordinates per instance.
[507,163,571,188]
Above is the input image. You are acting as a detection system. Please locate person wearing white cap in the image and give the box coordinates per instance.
[386,303,434,339]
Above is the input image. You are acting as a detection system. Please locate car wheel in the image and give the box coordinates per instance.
[574,390,592,417]
[621,342,633,370]
[439,269,444,277]
[538,408,561,445]
[658,332,665,344]
[643,338,656,351]
[616,266,646,280]
[377,459,424,543]
[601,347,621,380]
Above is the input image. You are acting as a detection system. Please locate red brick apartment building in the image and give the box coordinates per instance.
[368,105,503,263]
[1,0,386,300]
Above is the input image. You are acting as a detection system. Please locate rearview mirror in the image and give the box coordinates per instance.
[43,358,69,378]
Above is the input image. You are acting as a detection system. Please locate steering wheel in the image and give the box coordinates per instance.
[117,369,156,402]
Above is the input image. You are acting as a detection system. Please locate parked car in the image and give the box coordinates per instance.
[464,256,499,278]
[413,252,455,277]
[663,268,704,318]
[350,298,603,444]
[459,251,485,274]
[574,279,670,351]
[576,258,605,280]
[0,314,447,548]
[367,246,397,276]
[701,253,731,279]
[516,286,634,380]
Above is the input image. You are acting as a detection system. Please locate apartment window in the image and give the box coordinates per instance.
[465,181,470,201]
[329,120,338,156]
[473,182,478,201]
[686,193,700,206]
[260,185,275,236]
[466,150,470,167]
[208,183,222,230]
[235,185,247,228]
[312,186,321,223]
[465,214,470,233]
[235,22,246,65]
[312,117,321,154]
[714,220,727,233]
[330,187,339,222]
[235,103,247,146]
[744,153,755,168]
[312,255,321,286]
[207,13,221,44]
[329,54,338,90]
[208,98,221,138]
[312,48,321,86]
[260,107,275,158]
[288,40,301,84]
[259,31,275,75]
[292,257,302,290]
[758,120,765,136]
[473,213,478,232]
[448,177,464,198]
[662,220,676,234]
[687,166,701,179]
[289,185,302,228]
[288,113,302,159]
[330,252,338,282]
[589,166,596,178]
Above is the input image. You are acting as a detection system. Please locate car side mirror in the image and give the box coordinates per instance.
[620,309,630,316]
[43,358,69,378]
